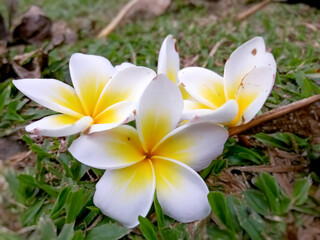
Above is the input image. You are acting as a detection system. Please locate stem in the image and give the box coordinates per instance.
[229,94,320,136]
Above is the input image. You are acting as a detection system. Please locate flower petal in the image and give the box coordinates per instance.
[224,37,276,99]
[89,101,134,133]
[182,99,239,125]
[93,66,156,117]
[136,74,183,152]
[69,53,115,116]
[157,35,180,84]
[13,79,84,118]
[178,67,226,109]
[152,157,210,222]
[26,114,93,137]
[114,62,135,72]
[178,83,192,100]
[94,160,155,228]
[69,125,145,169]
[183,99,211,112]
[232,67,275,126]
[152,122,228,171]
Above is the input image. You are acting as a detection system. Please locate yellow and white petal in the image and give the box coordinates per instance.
[233,67,275,126]
[182,100,239,125]
[152,122,228,171]
[157,35,180,84]
[69,125,145,169]
[26,114,93,137]
[152,157,210,223]
[224,37,276,99]
[136,74,183,152]
[178,83,192,100]
[90,101,134,133]
[183,99,211,112]
[69,53,115,116]
[178,67,226,109]
[94,160,155,228]
[93,66,156,117]
[13,79,84,118]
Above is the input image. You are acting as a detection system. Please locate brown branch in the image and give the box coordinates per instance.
[229,94,320,137]
[97,0,139,38]
[237,0,273,21]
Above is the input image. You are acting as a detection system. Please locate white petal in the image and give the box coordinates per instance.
[178,67,226,109]
[182,99,239,125]
[157,35,180,84]
[234,67,275,125]
[152,157,210,223]
[69,125,145,169]
[69,53,115,116]
[13,79,84,118]
[90,101,134,133]
[26,115,93,137]
[136,74,183,152]
[93,66,156,117]
[152,122,228,171]
[114,62,135,72]
[224,37,276,99]
[94,160,155,228]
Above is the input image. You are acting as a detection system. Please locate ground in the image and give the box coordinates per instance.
[0,0,320,239]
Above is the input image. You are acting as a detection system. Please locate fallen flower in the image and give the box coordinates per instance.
[69,74,228,228]
[178,37,276,127]
[13,53,156,137]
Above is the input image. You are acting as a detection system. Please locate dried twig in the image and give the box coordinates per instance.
[228,164,305,173]
[85,214,103,232]
[229,94,320,137]
[237,0,273,21]
[202,39,225,68]
[97,0,139,38]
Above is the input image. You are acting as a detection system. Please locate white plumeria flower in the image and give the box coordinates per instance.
[69,74,228,228]
[158,34,191,99]
[178,37,277,127]
[13,53,156,137]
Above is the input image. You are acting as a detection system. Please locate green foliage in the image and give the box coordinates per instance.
[0,80,54,137]
[138,216,158,240]
[224,138,268,166]
[292,177,312,206]
[85,223,129,240]
[208,173,315,239]
[255,132,309,151]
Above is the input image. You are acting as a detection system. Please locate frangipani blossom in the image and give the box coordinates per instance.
[158,35,191,99]
[179,37,277,127]
[13,53,156,137]
[69,74,228,228]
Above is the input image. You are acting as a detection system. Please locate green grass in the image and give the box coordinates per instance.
[0,0,320,239]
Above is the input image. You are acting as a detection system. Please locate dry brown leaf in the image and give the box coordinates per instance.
[126,0,172,20]
[51,20,78,46]
[11,50,48,78]
[0,136,28,161]
[12,6,52,45]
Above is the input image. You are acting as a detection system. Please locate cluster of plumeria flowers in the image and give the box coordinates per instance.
[13,35,276,228]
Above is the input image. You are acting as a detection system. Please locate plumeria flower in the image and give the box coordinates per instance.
[158,34,191,99]
[69,74,228,228]
[13,53,156,137]
[178,37,277,127]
